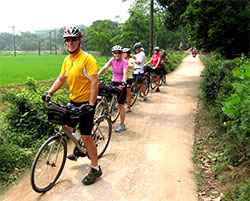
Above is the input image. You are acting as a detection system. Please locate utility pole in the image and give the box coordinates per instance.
[12,26,16,57]
[54,30,57,55]
[150,0,154,56]
[49,31,52,54]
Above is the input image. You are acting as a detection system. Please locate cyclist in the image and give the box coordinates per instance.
[98,45,128,132]
[160,50,167,84]
[131,42,147,101]
[42,27,102,185]
[122,47,134,113]
[145,46,162,92]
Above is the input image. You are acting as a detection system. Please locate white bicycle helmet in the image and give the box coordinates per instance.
[122,48,131,54]
[154,46,160,51]
[63,27,82,38]
[112,45,123,52]
[133,42,142,50]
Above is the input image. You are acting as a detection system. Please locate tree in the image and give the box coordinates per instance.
[183,0,250,58]
[87,20,120,58]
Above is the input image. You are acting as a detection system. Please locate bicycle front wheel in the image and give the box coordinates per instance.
[92,115,112,158]
[30,135,67,193]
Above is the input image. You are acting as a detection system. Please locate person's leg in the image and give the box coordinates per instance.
[119,104,125,125]
[81,135,98,166]
[126,88,132,112]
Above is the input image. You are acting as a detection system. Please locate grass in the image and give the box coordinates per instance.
[0,53,108,86]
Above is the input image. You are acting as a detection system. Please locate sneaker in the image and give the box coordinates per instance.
[115,124,126,132]
[125,108,132,113]
[140,96,147,102]
[82,166,102,185]
[67,144,87,161]
[155,88,160,92]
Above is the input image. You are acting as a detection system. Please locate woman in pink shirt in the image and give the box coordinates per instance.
[145,46,162,92]
[98,45,128,132]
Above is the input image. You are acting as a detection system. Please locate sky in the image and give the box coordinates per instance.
[1,0,135,34]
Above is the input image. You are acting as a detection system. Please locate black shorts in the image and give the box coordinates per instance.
[127,78,134,88]
[111,82,127,104]
[133,73,144,84]
[69,100,95,135]
[161,67,167,75]
[154,67,162,76]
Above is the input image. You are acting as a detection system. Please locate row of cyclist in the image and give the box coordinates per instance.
[98,42,167,133]
[43,27,167,185]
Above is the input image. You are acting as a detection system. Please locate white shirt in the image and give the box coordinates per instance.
[133,51,145,74]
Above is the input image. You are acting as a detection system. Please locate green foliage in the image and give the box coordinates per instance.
[223,178,250,201]
[182,0,250,58]
[87,20,121,58]
[199,55,250,166]
[0,77,69,185]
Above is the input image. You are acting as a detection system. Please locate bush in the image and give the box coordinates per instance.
[199,55,250,165]
[0,77,69,185]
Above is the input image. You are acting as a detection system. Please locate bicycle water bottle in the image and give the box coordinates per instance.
[72,129,81,141]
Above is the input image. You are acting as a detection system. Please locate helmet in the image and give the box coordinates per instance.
[112,45,122,52]
[63,27,82,38]
[154,46,160,51]
[133,42,142,50]
[122,48,131,54]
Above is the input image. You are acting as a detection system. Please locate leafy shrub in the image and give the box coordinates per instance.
[0,77,69,185]
[199,55,250,165]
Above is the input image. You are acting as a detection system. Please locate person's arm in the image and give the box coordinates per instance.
[49,75,66,94]
[98,63,110,77]
[88,74,99,105]
[123,68,128,83]
[154,57,161,68]
[145,58,153,65]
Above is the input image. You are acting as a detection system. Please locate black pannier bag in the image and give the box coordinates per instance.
[48,106,69,125]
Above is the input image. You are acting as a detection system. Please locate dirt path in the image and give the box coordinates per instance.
[0,54,204,201]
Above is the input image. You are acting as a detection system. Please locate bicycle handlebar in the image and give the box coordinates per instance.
[45,99,82,115]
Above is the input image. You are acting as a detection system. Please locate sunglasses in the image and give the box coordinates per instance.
[64,38,79,42]
[113,52,121,55]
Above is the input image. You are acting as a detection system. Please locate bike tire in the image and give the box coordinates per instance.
[92,115,112,158]
[130,83,139,107]
[139,75,150,97]
[30,135,67,193]
[94,98,105,119]
[150,73,157,90]
[109,95,120,124]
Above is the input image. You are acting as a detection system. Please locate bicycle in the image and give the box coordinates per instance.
[144,65,165,89]
[30,99,112,193]
[129,73,150,105]
[95,82,121,123]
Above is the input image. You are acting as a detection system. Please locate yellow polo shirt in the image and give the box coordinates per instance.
[60,50,98,102]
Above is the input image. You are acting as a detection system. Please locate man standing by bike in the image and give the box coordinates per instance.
[131,42,147,101]
[98,45,128,132]
[145,46,162,92]
[43,27,102,185]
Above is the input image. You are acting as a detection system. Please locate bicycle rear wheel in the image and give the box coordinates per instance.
[92,115,112,158]
[30,135,67,193]
[150,73,157,90]
[130,83,139,107]
[109,95,120,123]
[139,75,150,97]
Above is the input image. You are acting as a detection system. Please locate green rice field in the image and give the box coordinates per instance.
[0,53,108,86]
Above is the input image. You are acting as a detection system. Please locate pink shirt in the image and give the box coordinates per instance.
[151,53,162,68]
[106,58,128,82]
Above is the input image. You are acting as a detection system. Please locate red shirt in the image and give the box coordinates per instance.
[151,53,162,68]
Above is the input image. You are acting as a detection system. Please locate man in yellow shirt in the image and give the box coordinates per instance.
[43,27,101,185]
